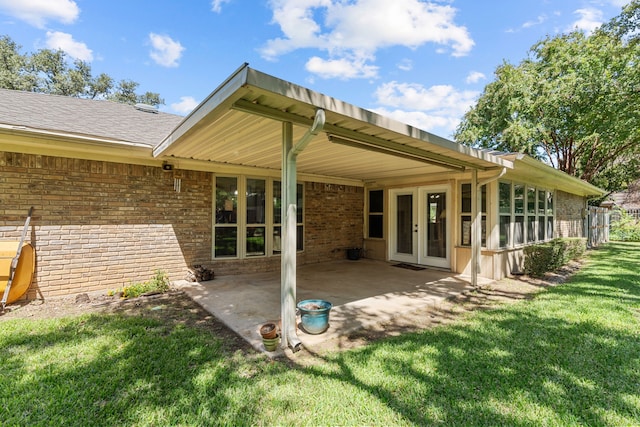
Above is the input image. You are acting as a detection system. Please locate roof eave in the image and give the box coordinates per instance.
[512,153,605,197]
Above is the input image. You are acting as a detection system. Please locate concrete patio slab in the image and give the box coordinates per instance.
[176,259,495,355]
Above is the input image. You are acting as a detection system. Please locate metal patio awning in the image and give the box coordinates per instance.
[154,64,513,181]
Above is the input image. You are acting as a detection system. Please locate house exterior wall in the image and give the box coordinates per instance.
[0,151,364,299]
[1,152,212,298]
[555,190,586,238]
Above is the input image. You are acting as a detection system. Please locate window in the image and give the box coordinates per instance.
[214,176,303,259]
[246,178,266,257]
[215,177,238,257]
[499,182,511,248]
[368,189,384,238]
[460,183,486,246]
[514,184,524,245]
[527,187,537,242]
[498,180,554,248]
[272,180,304,254]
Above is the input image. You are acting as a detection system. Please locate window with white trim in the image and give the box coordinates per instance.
[367,189,384,238]
[460,183,486,246]
[498,180,554,248]
[214,176,303,258]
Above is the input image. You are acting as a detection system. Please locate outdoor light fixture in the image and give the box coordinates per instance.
[162,161,174,172]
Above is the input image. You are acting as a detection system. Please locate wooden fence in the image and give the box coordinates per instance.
[587,206,609,248]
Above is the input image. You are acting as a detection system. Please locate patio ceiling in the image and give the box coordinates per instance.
[154,64,513,182]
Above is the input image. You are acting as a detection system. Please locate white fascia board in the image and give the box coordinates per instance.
[153,63,251,158]
[513,153,605,197]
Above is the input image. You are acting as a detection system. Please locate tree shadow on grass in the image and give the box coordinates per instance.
[292,242,640,425]
[0,313,272,426]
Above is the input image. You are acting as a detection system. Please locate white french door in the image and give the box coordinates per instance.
[390,185,451,269]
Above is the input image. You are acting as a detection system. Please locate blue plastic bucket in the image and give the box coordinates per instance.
[297,299,332,334]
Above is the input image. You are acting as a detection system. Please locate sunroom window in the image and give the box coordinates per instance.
[498,180,554,248]
[460,183,486,246]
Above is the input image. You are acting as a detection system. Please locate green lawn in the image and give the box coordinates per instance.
[1,242,639,426]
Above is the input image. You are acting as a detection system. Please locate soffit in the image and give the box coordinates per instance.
[155,65,512,182]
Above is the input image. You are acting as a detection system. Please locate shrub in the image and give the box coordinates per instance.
[523,238,586,278]
[115,270,171,299]
[610,209,640,242]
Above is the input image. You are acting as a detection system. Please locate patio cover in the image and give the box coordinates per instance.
[154,64,512,180]
[153,63,513,351]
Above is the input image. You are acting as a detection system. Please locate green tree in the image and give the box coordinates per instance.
[455,1,640,193]
[0,35,163,106]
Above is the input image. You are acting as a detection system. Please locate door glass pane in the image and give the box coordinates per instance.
[215,177,237,224]
[396,194,413,254]
[246,179,265,224]
[427,192,446,258]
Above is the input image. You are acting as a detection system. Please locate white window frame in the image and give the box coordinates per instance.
[213,175,304,259]
[498,180,555,249]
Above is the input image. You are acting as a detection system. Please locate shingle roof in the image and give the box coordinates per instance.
[0,88,184,147]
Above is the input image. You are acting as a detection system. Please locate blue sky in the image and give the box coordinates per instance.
[0,0,630,139]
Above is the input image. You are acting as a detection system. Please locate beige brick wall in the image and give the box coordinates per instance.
[1,152,365,298]
[555,190,586,238]
[305,182,364,263]
[1,152,212,299]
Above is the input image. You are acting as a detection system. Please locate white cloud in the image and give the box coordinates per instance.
[465,71,485,84]
[522,14,547,29]
[568,8,604,33]
[305,56,378,79]
[170,96,199,114]
[211,0,231,13]
[261,0,474,79]
[148,33,185,67]
[0,0,79,28]
[397,59,413,71]
[609,0,629,7]
[371,107,459,135]
[45,31,93,61]
[373,81,479,134]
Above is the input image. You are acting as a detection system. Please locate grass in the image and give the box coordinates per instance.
[1,242,639,426]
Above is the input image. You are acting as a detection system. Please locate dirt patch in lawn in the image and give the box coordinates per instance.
[0,261,582,360]
[0,290,255,354]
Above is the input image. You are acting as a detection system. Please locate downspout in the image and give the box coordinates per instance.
[281,109,325,352]
[471,167,506,288]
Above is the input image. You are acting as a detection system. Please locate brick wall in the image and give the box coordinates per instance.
[1,152,365,298]
[555,190,585,238]
[0,152,212,298]
[304,182,364,263]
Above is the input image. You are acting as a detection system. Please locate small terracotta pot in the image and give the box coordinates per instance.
[260,322,278,339]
